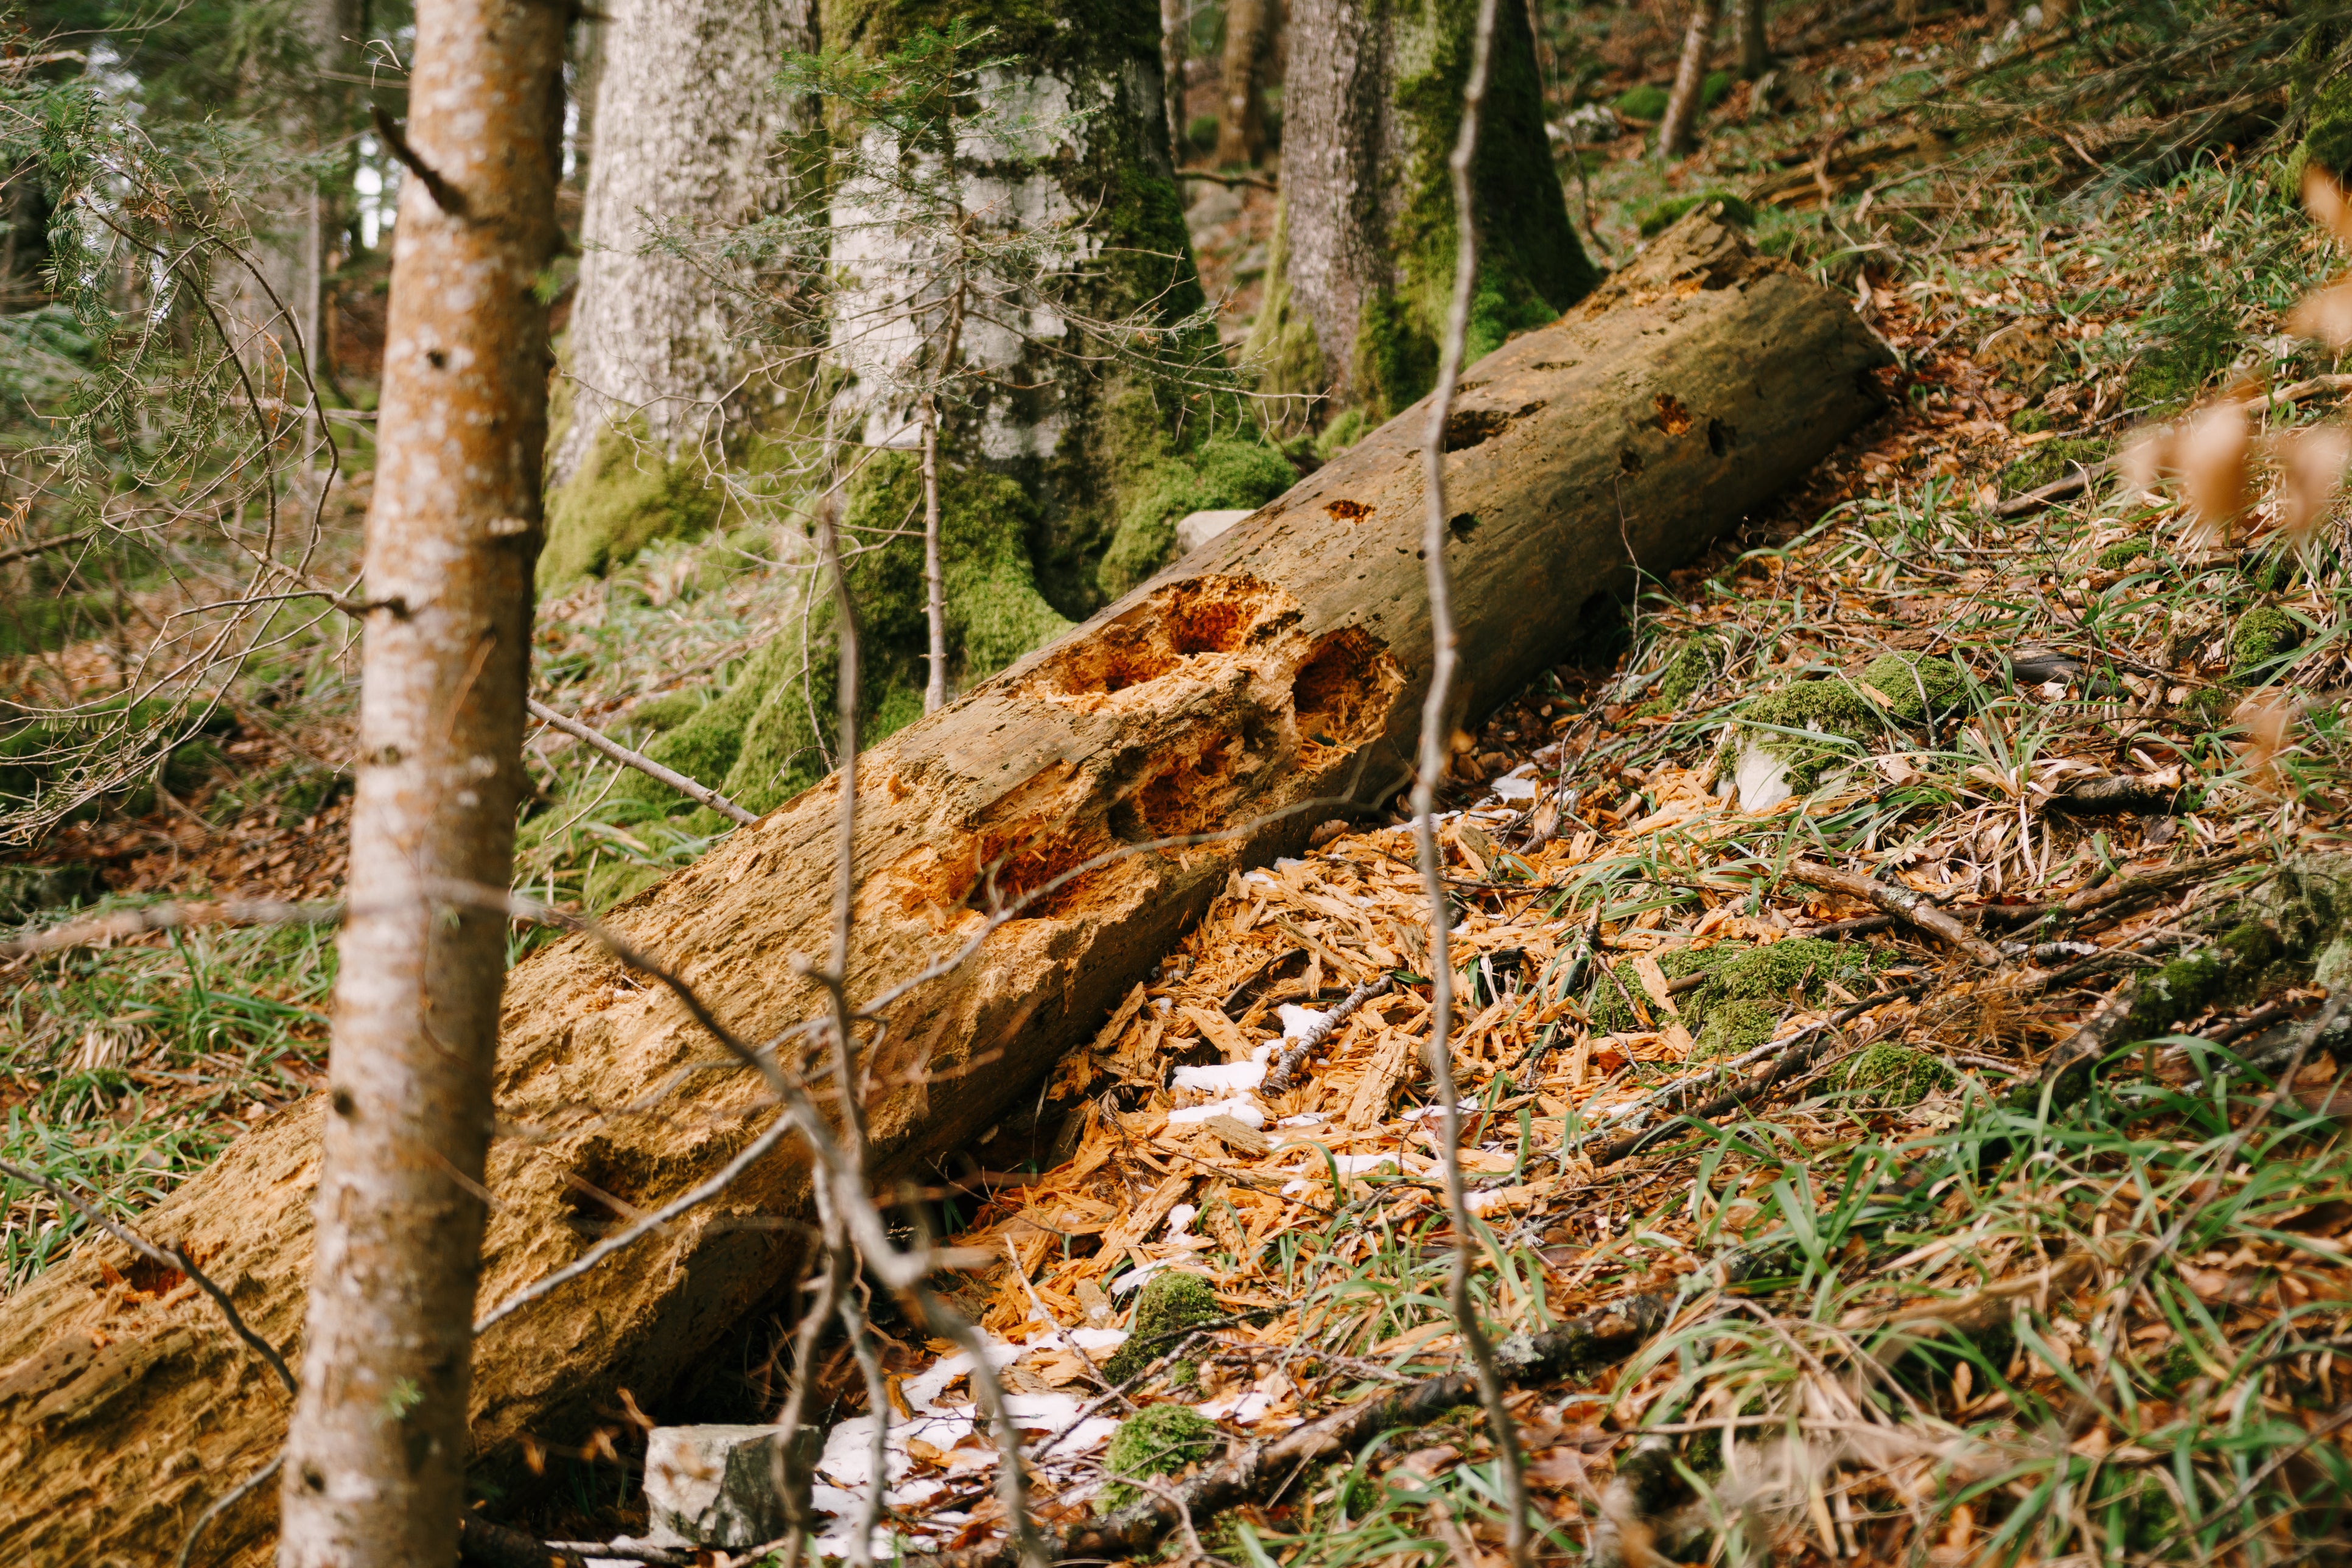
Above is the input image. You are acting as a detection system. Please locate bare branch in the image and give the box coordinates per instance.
[0,897,341,960]
[526,698,758,825]
[1410,0,1531,1559]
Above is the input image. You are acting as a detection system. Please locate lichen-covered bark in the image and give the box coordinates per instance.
[822,0,1216,622]
[543,0,815,574]
[0,216,1886,1566]
[1250,0,1595,418]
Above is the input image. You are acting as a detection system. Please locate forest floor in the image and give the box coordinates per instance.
[7,0,2352,1561]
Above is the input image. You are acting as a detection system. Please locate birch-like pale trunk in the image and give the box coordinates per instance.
[273,0,564,1559]
[548,0,814,486]
[1656,0,1723,158]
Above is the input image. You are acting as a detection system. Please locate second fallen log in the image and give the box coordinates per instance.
[0,209,1890,1566]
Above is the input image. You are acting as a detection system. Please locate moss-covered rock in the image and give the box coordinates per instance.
[1736,677,1878,794]
[2000,435,2105,495]
[1712,937,1866,1003]
[1857,652,1964,724]
[2097,538,2154,570]
[539,421,724,590]
[1835,1043,1954,1106]
[1104,1269,1222,1389]
[1643,632,1725,715]
[1097,438,1297,598]
[1098,1404,1217,1514]
[2231,605,2303,680]
[1613,83,1669,120]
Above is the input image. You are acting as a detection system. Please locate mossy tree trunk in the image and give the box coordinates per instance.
[541,0,816,578]
[0,215,1888,1567]
[1248,0,1595,421]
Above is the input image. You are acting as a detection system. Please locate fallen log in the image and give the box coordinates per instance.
[0,209,1888,1565]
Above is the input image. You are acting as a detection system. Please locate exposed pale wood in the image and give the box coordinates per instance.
[0,213,1888,1564]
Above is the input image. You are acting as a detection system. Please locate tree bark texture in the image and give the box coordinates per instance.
[1737,0,1769,79]
[0,215,1888,1566]
[545,0,815,489]
[1216,0,1272,167]
[1163,0,1190,152]
[273,1,566,1564]
[1251,0,1595,418]
[1657,0,1722,158]
[822,0,1203,619]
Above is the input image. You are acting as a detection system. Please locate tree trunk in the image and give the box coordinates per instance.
[822,0,1206,624]
[1163,0,1190,153]
[1737,0,1769,79]
[1248,0,1595,419]
[1656,0,1722,158]
[0,214,1888,1567]
[273,0,565,1563]
[539,0,815,579]
[1216,0,1272,167]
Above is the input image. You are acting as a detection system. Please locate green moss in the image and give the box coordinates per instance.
[1634,191,1755,237]
[2010,405,2054,435]
[1701,69,1733,108]
[1613,83,1670,120]
[1103,1269,1222,1388]
[1097,438,1297,598]
[1835,1043,1955,1106]
[1345,0,1595,419]
[2000,435,2105,495]
[2291,23,2352,184]
[1314,407,1369,460]
[1186,114,1219,155]
[539,421,724,590]
[1738,678,1877,792]
[1241,208,1328,402]
[559,455,1071,834]
[1587,943,1746,1035]
[1657,635,1724,709]
[2097,538,2154,570]
[1858,653,1964,724]
[1693,996,1780,1060]
[1099,1404,1217,1514]
[1712,937,1866,1003]
[2231,605,2303,679]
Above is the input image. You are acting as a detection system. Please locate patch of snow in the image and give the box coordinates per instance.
[1490,774,1539,802]
[1167,1096,1265,1128]
[1734,741,1795,813]
[1276,1111,1326,1128]
[1275,1003,1329,1038]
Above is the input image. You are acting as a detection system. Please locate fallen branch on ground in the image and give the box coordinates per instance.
[527,697,758,826]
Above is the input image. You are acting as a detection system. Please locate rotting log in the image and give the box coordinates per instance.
[0,211,1888,1566]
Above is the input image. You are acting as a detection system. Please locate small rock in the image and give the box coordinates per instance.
[1175,508,1255,556]
[643,1424,791,1547]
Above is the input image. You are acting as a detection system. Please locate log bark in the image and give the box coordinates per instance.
[0,212,1888,1566]
[1657,0,1723,158]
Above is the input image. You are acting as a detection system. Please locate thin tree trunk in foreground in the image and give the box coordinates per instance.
[275,0,564,1561]
[1657,0,1722,158]
[0,214,1888,1566]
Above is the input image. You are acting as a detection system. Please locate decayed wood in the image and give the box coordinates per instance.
[0,212,1887,1565]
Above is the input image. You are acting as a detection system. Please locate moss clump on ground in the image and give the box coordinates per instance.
[1836,1043,1954,1106]
[1857,652,1965,724]
[1738,678,1878,793]
[1314,407,1370,460]
[1098,1404,1217,1514]
[1693,996,1780,1060]
[1635,192,1755,237]
[2231,606,2303,679]
[2000,435,2105,494]
[1642,633,1724,715]
[1613,83,1669,119]
[2023,857,2352,1111]
[1097,438,1297,598]
[1587,943,1745,1034]
[2098,538,2154,570]
[539,422,723,591]
[1104,1270,1222,1390]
